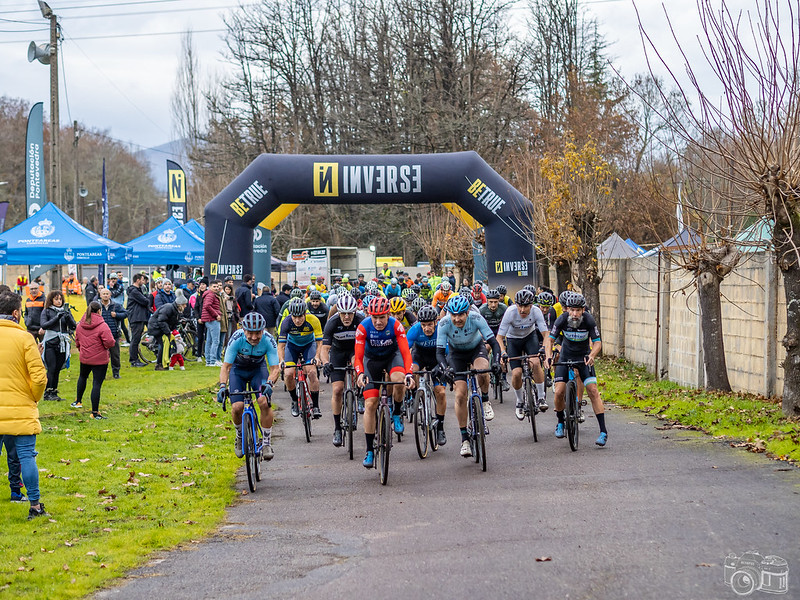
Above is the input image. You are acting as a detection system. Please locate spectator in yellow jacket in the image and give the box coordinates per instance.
[0,291,48,520]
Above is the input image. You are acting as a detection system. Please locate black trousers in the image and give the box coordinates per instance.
[195,321,206,358]
[77,363,108,413]
[129,322,145,363]
[119,319,131,343]
[109,339,121,375]
[44,340,67,390]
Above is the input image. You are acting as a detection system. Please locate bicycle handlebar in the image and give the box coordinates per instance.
[453,368,495,376]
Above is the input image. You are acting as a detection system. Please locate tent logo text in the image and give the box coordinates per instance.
[64,248,75,262]
[158,229,177,244]
[30,218,54,238]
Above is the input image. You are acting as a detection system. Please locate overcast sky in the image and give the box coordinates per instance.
[0,0,755,153]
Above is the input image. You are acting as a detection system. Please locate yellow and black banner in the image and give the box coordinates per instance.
[166,160,187,224]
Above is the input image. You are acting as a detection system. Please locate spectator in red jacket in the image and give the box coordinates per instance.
[201,280,223,367]
[72,301,115,419]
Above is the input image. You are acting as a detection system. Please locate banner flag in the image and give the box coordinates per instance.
[98,158,108,283]
[0,201,8,233]
[26,102,54,280]
[166,160,187,224]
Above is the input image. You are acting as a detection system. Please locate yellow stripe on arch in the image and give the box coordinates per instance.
[443,203,482,230]
[259,204,299,230]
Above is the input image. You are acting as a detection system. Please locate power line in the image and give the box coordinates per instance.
[57,4,249,20]
[0,0,194,15]
[0,27,226,44]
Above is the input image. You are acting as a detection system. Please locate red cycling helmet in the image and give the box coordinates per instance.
[368,296,391,316]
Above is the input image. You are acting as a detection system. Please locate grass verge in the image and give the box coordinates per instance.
[0,356,240,599]
[600,357,800,464]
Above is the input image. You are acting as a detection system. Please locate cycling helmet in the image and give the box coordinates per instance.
[404,291,418,303]
[459,286,472,298]
[288,298,307,316]
[558,290,570,306]
[417,305,439,322]
[337,295,358,314]
[241,311,266,332]
[389,297,407,313]
[411,284,421,294]
[564,292,586,308]
[290,288,303,299]
[368,296,390,316]
[515,289,535,305]
[536,291,555,307]
[523,284,537,293]
[446,295,470,314]
[308,289,322,300]
[307,284,317,293]
[349,287,362,299]
[411,297,428,313]
[486,288,500,300]
[496,284,507,296]
[401,287,414,298]
[422,277,429,283]
[365,281,379,293]
[390,277,398,285]
[473,282,483,292]
[440,281,451,291]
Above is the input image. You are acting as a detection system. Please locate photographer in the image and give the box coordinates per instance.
[40,291,77,401]
[126,273,150,367]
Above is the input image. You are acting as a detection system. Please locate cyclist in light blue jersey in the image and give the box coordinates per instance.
[217,312,281,461]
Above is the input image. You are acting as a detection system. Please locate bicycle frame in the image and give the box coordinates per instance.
[291,354,314,443]
[368,377,396,485]
[453,368,492,471]
[222,388,264,492]
[333,364,359,459]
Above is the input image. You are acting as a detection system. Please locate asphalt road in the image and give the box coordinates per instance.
[99,383,800,600]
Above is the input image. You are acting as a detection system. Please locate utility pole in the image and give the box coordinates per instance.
[73,121,79,220]
[40,1,61,209]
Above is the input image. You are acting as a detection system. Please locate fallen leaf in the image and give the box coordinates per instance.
[184,520,196,525]
[74,493,85,498]
[76,507,85,512]
[97,488,107,495]
[100,563,107,569]
[535,556,552,562]
[86,551,97,556]
[696,563,714,567]
[62,564,70,571]
[79,458,90,463]
[64,542,73,547]
[102,528,113,532]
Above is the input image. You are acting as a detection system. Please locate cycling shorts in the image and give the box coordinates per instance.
[507,331,542,371]
[329,347,354,383]
[362,351,406,399]
[446,344,488,382]
[412,351,445,387]
[229,363,269,403]
[284,341,316,368]
[554,361,596,386]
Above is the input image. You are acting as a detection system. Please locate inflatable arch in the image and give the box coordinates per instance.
[204,152,535,291]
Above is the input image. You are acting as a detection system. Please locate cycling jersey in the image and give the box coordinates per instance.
[407,321,437,362]
[322,312,364,352]
[224,328,279,368]
[419,284,433,300]
[436,312,497,353]
[432,289,453,309]
[470,291,487,308]
[353,316,412,375]
[278,313,323,347]
[479,302,507,335]
[394,309,417,332]
[549,311,601,360]
[306,301,329,329]
[497,304,549,340]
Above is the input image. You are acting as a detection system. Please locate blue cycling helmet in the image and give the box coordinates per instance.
[241,311,265,332]
[446,295,470,314]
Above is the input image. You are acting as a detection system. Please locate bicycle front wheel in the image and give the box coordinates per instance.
[378,405,391,485]
[427,386,439,452]
[138,338,157,364]
[343,389,355,460]
[243,411,257,492]
[526,376,538,442]
[566,381,579,451]
[182,332,196,360]
[413,389,430,459]
[298,381,312,443]
[471,394,487,471]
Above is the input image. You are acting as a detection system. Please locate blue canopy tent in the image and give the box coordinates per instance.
[184,219,205,239]
[126,217,204,265]
[0,239,6,263]
[0,202,130,264]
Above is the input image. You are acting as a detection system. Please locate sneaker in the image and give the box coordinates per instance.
[179,366,185,371]
[206,363,217,367]
[312,406,322,419]
[262,444,275,461]
[515,402,525,421]
[363,450,375,468]
[501,378,510,392]
[332,429,343,447]
[555,423,565,438]
[43,389,56,401]
[27,503,48,520]
[213,361,223,367]
[596,432,608,447]
[112,372,121,379]
[392,414,404,434]
[90,413,106,420]
[168,366,174,371]
[154,365,166,371]
[70,400,82,409]
[460,440,472,457]
[131,362,148,368]
[437,429,447,446]
[196,357,204,363]
[291,401,299,417]
[234,433,243,458]
[357,397,365,414]
[483,400,494,421]
[10,491,27,503]
[120,341,130,347]
[538,398,549,412]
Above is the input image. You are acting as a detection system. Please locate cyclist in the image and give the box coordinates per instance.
[496,284,512,307]
[320,295,365,447]
[278,288,306,327]
[278,298,324,419]
[536,290,558,329]
[217,312,281,461]
[354,296,415,468]
[432,280,453,310]
[470,282,487,308]
[411,296,429,314]
[434,295,502,457]
[497,289,550,420]
[419,277,433,301]
[457,286,482,315]
[480,288,510,391]
[384,278,403,298]
[389,297,417,332]
[306,289,329,330]
[407,305,448,446]
[544,291,607,446]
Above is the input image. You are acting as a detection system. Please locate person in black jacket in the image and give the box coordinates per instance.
[254,285,280,336]
[192,279,208,361]
[235,274,255,317]
[147,295,187,370]
[84,276,99,305]
[276,284,292,308]
[108,273,130,344]
[98,288,127,379]
[126,274,150,367]
[40,291,77,401]
[154,279,176,309]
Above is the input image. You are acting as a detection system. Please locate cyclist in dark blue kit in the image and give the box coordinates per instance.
[217,312,281,460]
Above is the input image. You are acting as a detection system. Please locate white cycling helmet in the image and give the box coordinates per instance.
[337,295,358,314]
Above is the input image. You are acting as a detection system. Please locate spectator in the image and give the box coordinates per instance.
[98,288,127,379]
[236,274,255,317]
[174,289,192,319]
[276,284,292,307]
[72,301,115,419]
[201,279,223,367]
[447,270,456,288]
[154,279,176,309]
[192,278,208,361]
[147,294,187,370]
[126,273,150,367]
[107,274,130,346]
[0,291,48,519]
[15,273,29,295]
[40,291,77,401]
[380,262,392,278]
[0,435,25,502]
[254,284,280,337]
[24,281,46,342]
[169,332,186,371]
[84,276,99,305]
[221,282,239,349]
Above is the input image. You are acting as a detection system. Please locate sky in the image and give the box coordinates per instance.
[0,0,757,153]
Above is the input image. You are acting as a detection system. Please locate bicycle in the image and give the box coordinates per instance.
[556,360,587,452]
[221,388,264,492]
[333,365,359,460]
[488,347,504,404]
[366,377,396,485]
[412,369,440,459]
[288,354,315,443]
[453,368,493,472]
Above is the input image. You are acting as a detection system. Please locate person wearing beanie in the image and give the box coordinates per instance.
[147,293,188,370]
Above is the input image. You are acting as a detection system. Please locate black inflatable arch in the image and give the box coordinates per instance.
[204,151,535,290]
